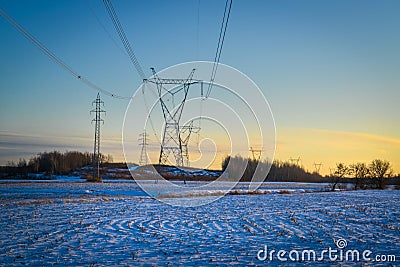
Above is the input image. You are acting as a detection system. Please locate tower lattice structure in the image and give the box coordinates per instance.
[144,68,198,167]
[138,131,149,165]
[91,93,105,181]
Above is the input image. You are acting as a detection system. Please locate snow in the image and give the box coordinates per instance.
[0,175,85,184]
[128,165,139,171]
[0,182,399,266]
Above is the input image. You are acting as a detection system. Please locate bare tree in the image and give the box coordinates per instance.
[349,162,369,190]
[330,163,349,191]
[369,159,392,189]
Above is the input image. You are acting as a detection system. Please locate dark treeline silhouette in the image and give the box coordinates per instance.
[2,152,399,188]
[222,156,400,189]
[1,151,113,177]
[222,156,324,183]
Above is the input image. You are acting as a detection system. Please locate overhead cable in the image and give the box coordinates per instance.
[102,0,147,80]
[0,6,132,100]
[205,0,232,98]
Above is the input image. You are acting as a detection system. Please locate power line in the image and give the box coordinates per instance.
[1,4,163,151]
[102,0,147,80]
[205,0,233,98]
[87,2,128,58]
[0,6,132,100]
[196,0,233,156]
[196,0,200,59]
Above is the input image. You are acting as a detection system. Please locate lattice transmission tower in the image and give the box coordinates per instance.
[250,147,263,161]
[180,121,201,167]
[144,68,199,167]
[314,162,323,174]
[138,131,149,165]
[91,93,105,182]
[289,157,301,167]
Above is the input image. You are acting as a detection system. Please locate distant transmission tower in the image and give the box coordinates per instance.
[138,131,149,165]
[144,68,198,167]
[314,162,323,174]
[289,157,301,167]
[91,93,105,182]
[250,147,263,161]
[180,121,201,167]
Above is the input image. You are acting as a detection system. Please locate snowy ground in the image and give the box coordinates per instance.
[0,182,399,266]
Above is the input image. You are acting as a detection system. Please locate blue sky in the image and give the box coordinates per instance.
[1,0,399,174]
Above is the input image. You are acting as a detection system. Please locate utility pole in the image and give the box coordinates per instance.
[144,68,199,167]
[138,131,149,165]
[91,93,105,182]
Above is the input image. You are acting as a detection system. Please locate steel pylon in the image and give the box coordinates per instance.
[144,68,198,167]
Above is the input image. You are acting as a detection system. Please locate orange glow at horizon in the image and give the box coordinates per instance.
[110,127,400,177]
[274,127,400,176]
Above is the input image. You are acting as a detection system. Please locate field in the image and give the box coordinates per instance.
[0,181,399,266]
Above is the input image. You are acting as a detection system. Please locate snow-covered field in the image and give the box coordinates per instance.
[0,182,399,266]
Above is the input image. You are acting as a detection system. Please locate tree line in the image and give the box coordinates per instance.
[330,159,393,190]
[222,156,326,183]
[222,156,399,189]
[1,151,113,177]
